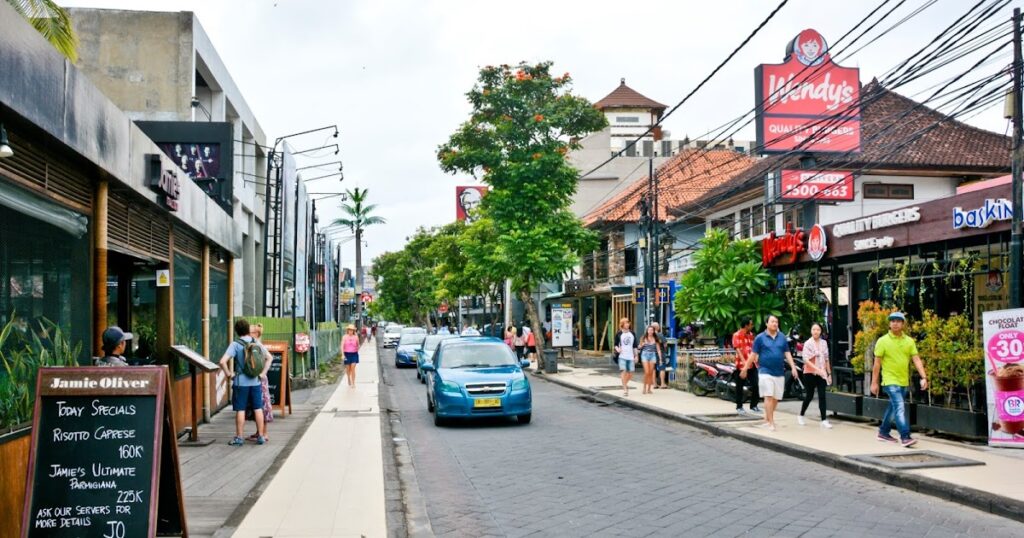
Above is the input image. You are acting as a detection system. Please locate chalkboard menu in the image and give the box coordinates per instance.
[262,341,291,415]
[21,367,187,537]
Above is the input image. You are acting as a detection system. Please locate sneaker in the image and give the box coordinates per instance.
[797,415,806,426]
[900,437,918,448]
[821,420,833,429]
[876,433,898,443]
[228,436,244,446]
[736,408,747,416]
[749,407,762,413]
[257,436,266,445]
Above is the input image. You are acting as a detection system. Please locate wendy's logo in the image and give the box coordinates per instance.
[789,29,828,67]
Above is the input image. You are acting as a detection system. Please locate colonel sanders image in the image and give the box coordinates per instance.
[458,187,484,223]
[791,29,828,67]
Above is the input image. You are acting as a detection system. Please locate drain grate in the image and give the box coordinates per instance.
[329,408,378,417]
[692,413,763,423]
[576,394,617,407]
[846,450,984,469]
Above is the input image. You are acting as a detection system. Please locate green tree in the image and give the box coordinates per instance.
[438,62,606,361]
[370,250,414,324]
[674,229,783,339]
[332,187,386,331]
[7,0,78,62]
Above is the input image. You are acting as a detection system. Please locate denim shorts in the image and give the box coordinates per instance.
[618,358,635,372]
[640,350,658,363]
[344,352,359,364]
[232,384,264,412]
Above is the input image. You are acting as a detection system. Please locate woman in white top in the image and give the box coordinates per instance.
[798,322,832,428]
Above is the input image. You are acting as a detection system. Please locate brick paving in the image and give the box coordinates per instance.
[383,348,1021,538]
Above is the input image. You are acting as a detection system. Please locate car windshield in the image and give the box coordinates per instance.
[386,327,404,335]
[437,343,517,368]
[423,335,455,352]
[399,334,426,346]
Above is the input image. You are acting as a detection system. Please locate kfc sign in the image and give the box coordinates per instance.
[755,29,861,154]
[780,169,854,201]
[456,186,488,222]
[762,225,806,266]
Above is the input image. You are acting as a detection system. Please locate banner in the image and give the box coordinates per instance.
[456,186,487,222]
[982,309,1024,447]
[780,169,854,201]
[755,29,861,154]
[551,304,574,348]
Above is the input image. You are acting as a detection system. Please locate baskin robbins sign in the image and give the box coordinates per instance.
[953,198,1011,229]
[755,29,861,153]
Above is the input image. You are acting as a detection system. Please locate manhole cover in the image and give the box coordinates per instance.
[846,450,984,469]
[693,413,763,423]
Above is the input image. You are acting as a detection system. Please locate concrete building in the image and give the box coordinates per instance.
[69,8,268,317]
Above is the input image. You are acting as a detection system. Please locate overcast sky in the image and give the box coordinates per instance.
[60,0,1015,267]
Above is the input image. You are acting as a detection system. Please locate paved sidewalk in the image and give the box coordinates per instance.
[233,341,387,537]
[532,361,1024,523]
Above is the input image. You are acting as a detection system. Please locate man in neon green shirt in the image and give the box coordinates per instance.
[870,312,928,447]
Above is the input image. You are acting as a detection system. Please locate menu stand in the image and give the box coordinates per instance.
[171,345,220,446]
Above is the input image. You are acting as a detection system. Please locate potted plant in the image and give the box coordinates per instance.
[912,311,987,438]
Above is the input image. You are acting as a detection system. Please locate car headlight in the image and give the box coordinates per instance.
[439,380,462,394]
[511,376,529,391]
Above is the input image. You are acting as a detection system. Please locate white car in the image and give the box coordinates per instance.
[383,325,405,348]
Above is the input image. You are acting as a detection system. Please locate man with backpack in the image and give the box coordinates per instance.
[219,319,267,446]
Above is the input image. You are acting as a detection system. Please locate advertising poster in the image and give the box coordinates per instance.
[551,304,574,348]
[456,186,488,222]
[981,309,1024,447]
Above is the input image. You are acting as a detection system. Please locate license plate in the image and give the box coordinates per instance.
[473,398,501,408]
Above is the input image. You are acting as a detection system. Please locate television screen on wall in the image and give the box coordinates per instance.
[136,121,234,213]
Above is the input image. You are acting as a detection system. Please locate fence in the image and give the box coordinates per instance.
[676,347,738,390]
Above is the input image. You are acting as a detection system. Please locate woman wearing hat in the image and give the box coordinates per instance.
[342,324,360,387]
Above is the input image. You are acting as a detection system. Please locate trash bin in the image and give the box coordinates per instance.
[664,338,678,382]
[543,349,559,374]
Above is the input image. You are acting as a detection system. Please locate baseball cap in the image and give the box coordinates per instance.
[888,312,906,322]
[102,326,133,350]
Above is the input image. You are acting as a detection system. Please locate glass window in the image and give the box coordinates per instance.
[740,208,751,237]
[173,253,202,377]
[752,204,766,236]
[864,183,914,199]
[0,202,90,429]
[209,267,229,359]
[615,116,640,123]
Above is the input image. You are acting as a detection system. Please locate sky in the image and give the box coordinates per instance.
[59,0,1016,268]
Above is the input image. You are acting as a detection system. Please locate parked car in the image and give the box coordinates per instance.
[422,337,532,426]
[395,331,428,367]
[416,334,458,382]
[383,325,405,348]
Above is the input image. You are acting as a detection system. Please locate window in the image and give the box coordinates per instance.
[752,204,766,236]
[864,183,914,199]
[740,208,751,237]
[615,116,640,123]
[209,268,229,358]
[642,141,653,157]
[624,141,637,157]
[661,140,672,157]
[783,205,805,231]
[173,253,203,377]
[710,216,735,233]
[624,248,638,276]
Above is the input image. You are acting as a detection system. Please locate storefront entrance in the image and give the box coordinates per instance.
[105,252,161,364]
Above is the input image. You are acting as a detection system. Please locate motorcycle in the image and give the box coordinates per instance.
[784,329,807,401]
[690,360,727,396]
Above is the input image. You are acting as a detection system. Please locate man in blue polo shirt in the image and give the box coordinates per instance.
[740,315,800,431]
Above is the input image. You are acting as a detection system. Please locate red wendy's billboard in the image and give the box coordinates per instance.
[755,29,861,154]
[456,186,487,222]
[779,169,854,201]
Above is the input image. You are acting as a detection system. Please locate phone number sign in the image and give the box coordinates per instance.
[780,169,854,202]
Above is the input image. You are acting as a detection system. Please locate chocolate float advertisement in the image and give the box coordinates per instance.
[982,309,1024,447]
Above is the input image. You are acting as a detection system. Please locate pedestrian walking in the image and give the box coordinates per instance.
[342,324,361,388]
[513,326,527,360]
[97,326,132,367]
[247,323,274,441]
[613,318,638,397]
[504,325,516,349]
[638,324,661,394]
[653,323,671,389]
[219,319,267,446]
[732,319,760,414]
[525,327,537,361]
[871,312,928,447]
[798,322,832,428]
[740,315,799,431]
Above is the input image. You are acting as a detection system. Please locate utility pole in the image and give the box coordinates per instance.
[652,154,660,326]
[1011,7,1023,308]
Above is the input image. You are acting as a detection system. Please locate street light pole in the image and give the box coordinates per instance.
[1010,7,1023,308]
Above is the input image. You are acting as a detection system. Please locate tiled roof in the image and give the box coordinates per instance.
[582,149,757,226]
[593,78,668,112]
[671,80,1011,217]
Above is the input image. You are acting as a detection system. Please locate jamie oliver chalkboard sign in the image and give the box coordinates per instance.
[21,367,187,537]
[262,341,292,415]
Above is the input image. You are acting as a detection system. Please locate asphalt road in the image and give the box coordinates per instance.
[379,347,1020,538]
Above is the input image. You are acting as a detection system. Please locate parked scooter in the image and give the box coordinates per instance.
[690,360,728,396]
[784,329,807,400]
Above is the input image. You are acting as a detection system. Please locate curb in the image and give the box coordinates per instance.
[535,372,1024,524]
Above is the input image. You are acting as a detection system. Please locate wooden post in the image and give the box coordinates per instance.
[93,179,108,358]
[201,243,210,424]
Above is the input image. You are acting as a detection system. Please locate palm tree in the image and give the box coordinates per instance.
[8,0,78,62]
[332,187,385,331]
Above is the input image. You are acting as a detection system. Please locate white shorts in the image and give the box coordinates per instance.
[758,375,785,400]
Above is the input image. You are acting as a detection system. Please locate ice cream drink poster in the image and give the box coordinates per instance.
[982,309,1024,447]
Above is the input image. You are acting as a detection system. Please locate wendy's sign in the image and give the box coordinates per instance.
[755,29,861,154]
[761,225,806,266]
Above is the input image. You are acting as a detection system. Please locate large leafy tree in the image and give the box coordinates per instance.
[674,229,783,339]
[370,250,414,324]
[438,62,607,360]
[332,187,385,330]
[7,0,78,62]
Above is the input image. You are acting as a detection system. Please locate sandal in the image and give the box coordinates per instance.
[228,436,244,446]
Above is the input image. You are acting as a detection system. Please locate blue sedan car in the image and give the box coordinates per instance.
[422,337,532,426]
[416,334,458,382]
[395,332,427,367]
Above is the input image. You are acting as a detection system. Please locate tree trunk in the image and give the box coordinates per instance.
[355,227,363,332]
[519,288,546,371]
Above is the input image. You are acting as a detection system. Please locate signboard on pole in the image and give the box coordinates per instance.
[780,169,854,201]
[982,308,1024,447]
[551,304,574,348]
